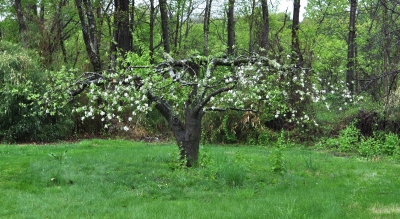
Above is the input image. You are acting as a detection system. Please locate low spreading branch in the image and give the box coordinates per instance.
[362,70,400,91]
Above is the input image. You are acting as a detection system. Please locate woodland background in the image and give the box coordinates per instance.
[0,0,400,147]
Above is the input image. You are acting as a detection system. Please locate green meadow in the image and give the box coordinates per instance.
[1,139,400,218]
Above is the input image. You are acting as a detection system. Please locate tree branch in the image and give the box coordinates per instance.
[205,106,258,113]
[362,70,400,91]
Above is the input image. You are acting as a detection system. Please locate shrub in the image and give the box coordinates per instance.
[358,137,381,158]
[0,41,73,142]
[338,122,360,152]
[270,130,286,174]
[382,133,400,156]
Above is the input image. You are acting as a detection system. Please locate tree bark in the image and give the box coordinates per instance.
[291,0,303,66]
[112,0,133,55]
[149,91,203,167]
[382,0,389,95]
[173,0,182,51]
[14,0,28,48]
[130,0,135,52]
[248,0,255,53]
[203,0,212,56]
[159,0,170,53]
[75,0,102,72]
[260,0,269,54]
[150,0,155,63]
[346,0,357,94]
[227,0,235,55]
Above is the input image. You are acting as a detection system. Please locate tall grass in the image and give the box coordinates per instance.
[1,139,400,218]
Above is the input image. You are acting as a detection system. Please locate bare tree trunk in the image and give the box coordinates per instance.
[346,0,357,94]
[291,0,303,66]
[150,0,155,63]
[355,33,360,94]
[112,0,132,55]
[150,92,204,167]
[204,0,212,56]
[382,0,389,95]
[130,0,135,52]
[14,0,28,48]
[227,0,235,55]
[182,0,195,52]
[75,0,102,72]
[260,0,269,54]
[173,0,182,51]
[159,0,170,53]
[248,0,255,53]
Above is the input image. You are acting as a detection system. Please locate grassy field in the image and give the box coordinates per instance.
[1,139,400,218]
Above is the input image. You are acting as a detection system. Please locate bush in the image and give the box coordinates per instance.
[382,133,400,156]
[358,137,381,158]
[0,41,73,142]
[338,122,360,152]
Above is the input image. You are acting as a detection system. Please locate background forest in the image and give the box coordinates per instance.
[0,0,400,156]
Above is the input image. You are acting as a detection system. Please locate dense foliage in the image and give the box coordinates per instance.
[0,42,73,142]
[0,0,400,151]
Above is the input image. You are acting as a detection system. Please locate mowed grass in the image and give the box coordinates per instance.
[1,139,400,218]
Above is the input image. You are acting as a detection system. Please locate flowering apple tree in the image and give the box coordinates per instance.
[39,52,355,166]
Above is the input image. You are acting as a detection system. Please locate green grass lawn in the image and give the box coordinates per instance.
[1,139,400,218]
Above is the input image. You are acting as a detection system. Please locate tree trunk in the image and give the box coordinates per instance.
[151,94,203,167]
[248,0,255,53]
[181,109,203,166]
[260,0,269,54]
[173,0,182,51]
[130,0,135,52]
[203,0,212,56]
[14,0,28,48]
[75,0,102,72]
[291,0,303,66]
[382,0,389,95]
[159,0,170,53]
[346,0,357,94]
[227,0,235,55]
[150,0,155,63]
[112,0,132,56]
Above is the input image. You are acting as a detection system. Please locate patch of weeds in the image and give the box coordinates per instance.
[47,150,73,186]
[270,147,285,174]
[270,130,286,175]
[326,138,340,149]
[304,150,318,171]
[338,121,360,152]
[198,145,214,168]
[382,133,400,156]
[258,129,274,145]
[358,137,381,158]
[222,114,237,143]
[166,151,186,171]
[216,161,246,187]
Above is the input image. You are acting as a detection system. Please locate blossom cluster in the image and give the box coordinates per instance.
[41,52,364,132]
